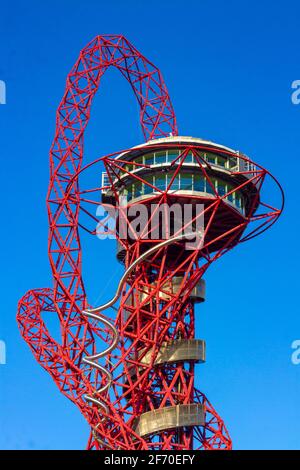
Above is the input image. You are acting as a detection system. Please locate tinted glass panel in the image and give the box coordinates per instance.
[206,178,215,194]
[144,154,154,165]
[229,157,238,169]
[194,174,205,192]
[134,156,144,166]
[180,174,193,189]
[155,151,167,165]
[185,151,194,163]
[227,192,234,202]
[167,150,179,163]
[155,175,166,190]
[167,173,179,190]
[135,182,142,197]
[218,181,226,196]
[217,156,226,167]
[144,176,153,194]
[127,185,132,199]
[235,194,241,208]
[206,153,216,164]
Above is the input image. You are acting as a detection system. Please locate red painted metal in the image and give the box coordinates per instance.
[17,35,283,450]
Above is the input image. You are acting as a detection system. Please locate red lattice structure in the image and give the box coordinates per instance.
[17,35,283,450]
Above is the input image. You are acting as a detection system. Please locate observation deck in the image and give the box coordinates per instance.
[102,135,259,217]
[102,136,260,256]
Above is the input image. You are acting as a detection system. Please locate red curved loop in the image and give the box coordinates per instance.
[17,288,87,403]
[47,35,178,360]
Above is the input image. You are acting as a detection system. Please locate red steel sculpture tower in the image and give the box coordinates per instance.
[17,35,283,450]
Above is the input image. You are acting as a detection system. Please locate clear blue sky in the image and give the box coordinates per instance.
[0,0,299,450]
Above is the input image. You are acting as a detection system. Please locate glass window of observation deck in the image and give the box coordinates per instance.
[144,153,154,165]
[135,181,142,197]
[206,177,216,194]
[144,176,153,194]
[218,180,226,196]
[155,174,166,190]
[180,173,193,190]
[216,155,226,168]
[235,194,242,209]
[227,184,234,202]
[155,151,167,165]
[228,156,238,170]
[184,151,194,163]
[167,150,179,163]
[167,173,179,190]
[126,184,132,199]
[205,153,217,165]
[194,174,205,192]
